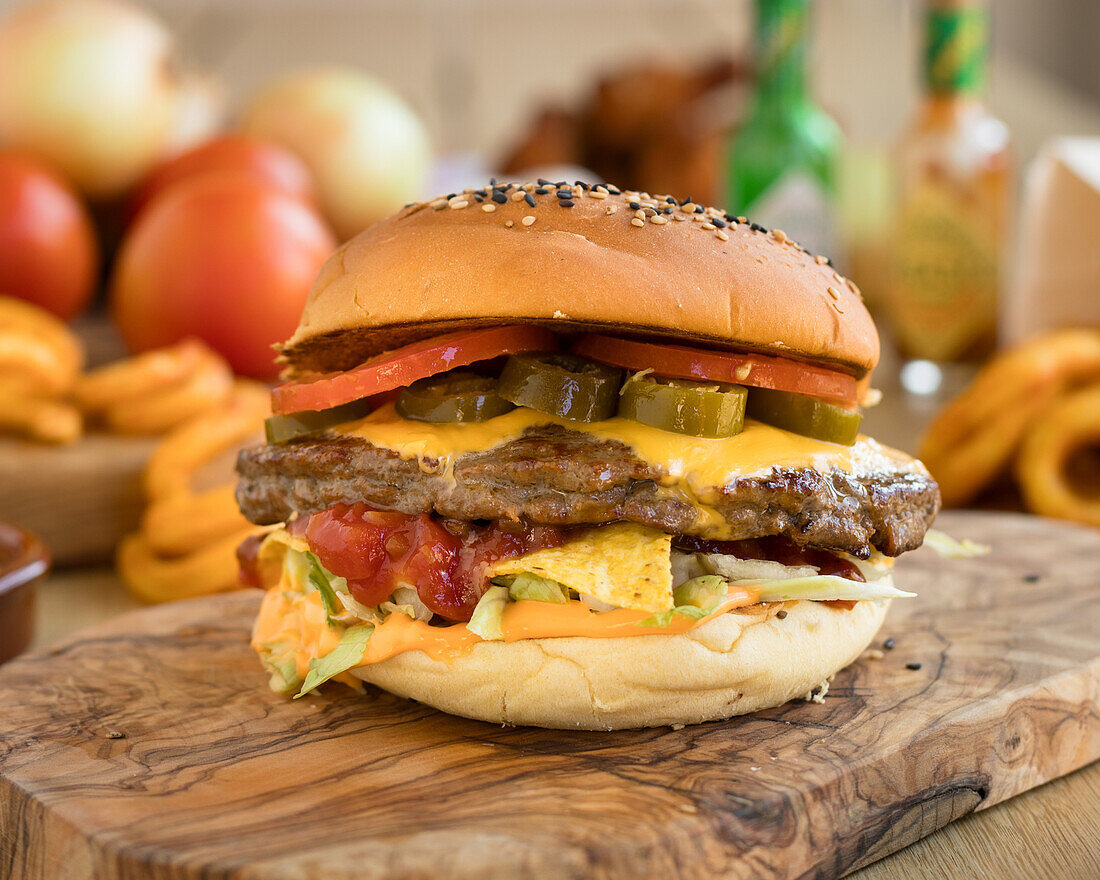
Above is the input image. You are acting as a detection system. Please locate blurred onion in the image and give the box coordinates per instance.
[0,0,183,199]
[241,68,431,240]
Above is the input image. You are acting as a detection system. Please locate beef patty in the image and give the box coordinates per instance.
[236,425,940,558]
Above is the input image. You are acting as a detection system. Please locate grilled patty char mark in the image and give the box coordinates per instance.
[236,425,940,559]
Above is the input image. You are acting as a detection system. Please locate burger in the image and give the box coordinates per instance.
[236,181,941,730]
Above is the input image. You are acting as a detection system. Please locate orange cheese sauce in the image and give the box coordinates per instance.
[340,404,919,493]
[252,585,760,676]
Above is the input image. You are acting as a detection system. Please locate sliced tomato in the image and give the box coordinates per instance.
[302,504,568,621]
[571,335,859,407]
[272,325,559,415]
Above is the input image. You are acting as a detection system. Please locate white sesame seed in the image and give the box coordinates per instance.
[511,191,526,201]
[673,214,687,221]
[650,214,668,225]
[481,203,496,213]
[815,255,829,265]
[449,199,469,209]
[680,202,695,213]
[716,230,729,241]
[735,364,752,380]
[504,220,514,228]
[631,217,645,227]
[522,215,536,226]
[606,205,618,214]
[826,286,839,299]
[589,190,607,200]
[431,199,448,210]
[702,222,715,230]
[772,229,787,242]
[634,209,646,220]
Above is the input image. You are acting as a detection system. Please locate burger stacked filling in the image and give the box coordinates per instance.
[237,325,938,698]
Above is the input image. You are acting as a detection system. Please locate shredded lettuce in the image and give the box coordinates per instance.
[507,572,570,603]
[295,624,374,698]
[304,551,343,619]
[754,575,915,602]
[924,529,990,559]
[672,575,728,611]
[467,586,509,641]
[258,642,302,694]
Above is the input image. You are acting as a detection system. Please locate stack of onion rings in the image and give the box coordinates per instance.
[920,329,1100,526]
[117,380,270,603]
[74,338,234,435]
[0,296,84,444]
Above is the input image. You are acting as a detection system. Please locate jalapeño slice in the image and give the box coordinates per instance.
[619,376,747,438]
[747,387,862,445]
[498,353,622,422]
[264,398,375,444]
[395,372,515,423]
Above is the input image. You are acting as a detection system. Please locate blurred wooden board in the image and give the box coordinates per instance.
[0,433,156,566]
[0,512,1098,880]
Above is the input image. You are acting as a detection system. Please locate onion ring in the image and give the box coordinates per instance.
[0,389,82,444]
[103,353,234,435]
[117,527,259,604]
[74,338,221,411]
[919,329,1100,506]
[143,380,269,500]
[140,484,252,557]
[1015,384,1100,529]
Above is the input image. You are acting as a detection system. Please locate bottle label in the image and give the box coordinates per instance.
[926,7,988,93]
[746,172,836,261]
[888,182,998,361]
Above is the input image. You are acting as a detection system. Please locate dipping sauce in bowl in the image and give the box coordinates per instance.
[0,522,49,663]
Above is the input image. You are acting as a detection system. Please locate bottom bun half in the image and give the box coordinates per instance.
[352,599,889,730]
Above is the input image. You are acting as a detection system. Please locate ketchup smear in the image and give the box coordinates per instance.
[293,503,567,621]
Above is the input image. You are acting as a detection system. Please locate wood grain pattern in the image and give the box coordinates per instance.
[1,511,1098,880]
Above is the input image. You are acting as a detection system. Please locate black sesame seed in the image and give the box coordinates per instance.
[663,206,674,214]
[445,193,456,200]
[403,202,415,209]
[559,199,575,208]
[750,222,767,232]
[606,185,621,195]
[694,205,704,214]
[489,177,497,185]
[535,187,549,195]
[524,193,536,207]
[713,218,726,228]
[474,194,484,202]
[883,638,896,650]
[1023,573,1040,583]
[680,196,692,205]
[665,196,677,204]
[906,662,922,671]
[775,609,788,620]
[556,190,572,199]
[491,191,507,204]
[575,180,589,189]
[537,178,552,186]
[628,201,641,210]
[474,189,488,197]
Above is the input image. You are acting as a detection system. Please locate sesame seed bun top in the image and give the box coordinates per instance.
[279,182,879,378]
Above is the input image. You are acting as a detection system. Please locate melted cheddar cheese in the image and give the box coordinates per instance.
[341,403,919,496]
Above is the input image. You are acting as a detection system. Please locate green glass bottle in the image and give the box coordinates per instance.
[725,0,841,259]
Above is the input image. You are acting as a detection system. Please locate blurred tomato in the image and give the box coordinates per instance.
[110,174,336,379]
[0,153,98,319]
[129,135,315,220]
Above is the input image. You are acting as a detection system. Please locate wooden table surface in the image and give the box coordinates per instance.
[27,562,1099,880]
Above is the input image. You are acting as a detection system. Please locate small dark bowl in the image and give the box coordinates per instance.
[0,522,49,664]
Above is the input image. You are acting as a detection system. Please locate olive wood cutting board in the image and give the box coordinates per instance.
[1,511,1098,880]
